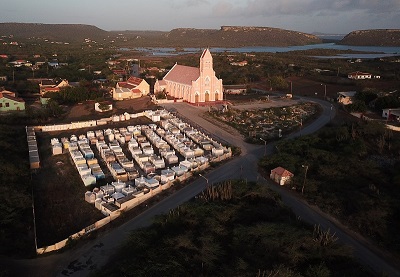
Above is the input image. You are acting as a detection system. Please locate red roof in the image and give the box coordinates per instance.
[271,167,294,177]
[44,87,60,92]
[127,76,143,86]
[0,92,25,103]
[117,82,136,90]
[349,71,371,76]
[113,70,126,75]
[163,64,200,85]
[0,90,16,97]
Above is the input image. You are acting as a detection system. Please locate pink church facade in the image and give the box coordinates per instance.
[156,49,223,104]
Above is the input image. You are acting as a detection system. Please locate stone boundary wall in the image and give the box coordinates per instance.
[36,111,147,132]
[351,112,400,132]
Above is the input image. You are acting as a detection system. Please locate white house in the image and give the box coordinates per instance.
[337,91,357,105]
[382,108,400,121]
[348,71,372,80]
[113,76,150,100]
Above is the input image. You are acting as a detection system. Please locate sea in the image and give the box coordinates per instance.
[121,43,400,59]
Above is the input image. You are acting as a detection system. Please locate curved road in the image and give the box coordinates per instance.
[6,96,400,276]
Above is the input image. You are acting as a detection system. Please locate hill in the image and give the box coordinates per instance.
[0,23,322,47]
[339,29,400,46]
[0,23,109,42]
[159,26,322,47]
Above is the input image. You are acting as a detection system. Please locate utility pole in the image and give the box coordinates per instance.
[301,165,309,195]
[260,138,267,156]
[321,84,327,100]
[199,174,209,187]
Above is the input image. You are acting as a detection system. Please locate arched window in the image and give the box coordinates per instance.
[215,90,219,101]
[205,76,210,87]
[205,91,210,102]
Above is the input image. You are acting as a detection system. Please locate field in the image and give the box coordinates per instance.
[94,180,373,277]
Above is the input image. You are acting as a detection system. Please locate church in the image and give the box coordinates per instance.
[155,49,223,104]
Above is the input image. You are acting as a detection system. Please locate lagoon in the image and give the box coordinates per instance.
[124,43,400,59]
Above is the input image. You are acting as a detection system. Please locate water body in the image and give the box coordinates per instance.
[122,43,400,59]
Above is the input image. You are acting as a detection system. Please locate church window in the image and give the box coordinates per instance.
[205,76,210,87]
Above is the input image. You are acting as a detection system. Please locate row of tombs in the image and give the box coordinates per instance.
[50,110,231,215]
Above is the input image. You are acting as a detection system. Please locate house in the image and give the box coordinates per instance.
[224,85,247,95]
[337,91,357,105]
[155,48,223,104]
[348,71,372,80]
[270,167,294,186]
[113,76,150,100]
[230,60,248,66]
[39,79,69,96]
[112,69,127,81]
[382,108,400,121]
[0,91,25,111]
[48,59,59,68]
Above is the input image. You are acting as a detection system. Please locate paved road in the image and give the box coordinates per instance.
[5,97,400,276]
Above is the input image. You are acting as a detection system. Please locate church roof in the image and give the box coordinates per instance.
[163,64,200,85]
[157,79,167,86]
[201,48,211,59]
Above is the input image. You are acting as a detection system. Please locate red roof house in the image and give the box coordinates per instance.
[270,167,294,186]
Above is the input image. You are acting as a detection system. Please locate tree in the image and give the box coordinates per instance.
[271,76,289,91]
[346,100,367,112]
[44,99,63,118]
[374,95,400,110]
[355,90,377,105]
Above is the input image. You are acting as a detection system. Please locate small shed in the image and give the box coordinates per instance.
[270,167,294,186]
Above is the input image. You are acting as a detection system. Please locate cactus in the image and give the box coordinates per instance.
[313,224,338,246]
[199,181,233,201]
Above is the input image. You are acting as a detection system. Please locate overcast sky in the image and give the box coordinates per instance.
[1,0,399,34]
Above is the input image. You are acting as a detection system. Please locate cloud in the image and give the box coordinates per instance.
[212,1,236,16]
[212,0,400,17]
[185,0,209,7]
[168,0,209,9]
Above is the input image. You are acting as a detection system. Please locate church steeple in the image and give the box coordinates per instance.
[200,48,213,73]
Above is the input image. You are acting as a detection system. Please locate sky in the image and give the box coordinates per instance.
[1,0,399,34]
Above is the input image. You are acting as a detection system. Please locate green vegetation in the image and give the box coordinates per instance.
[259,120,400,254]
[44,82,105,105]
[93,180,372,277]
